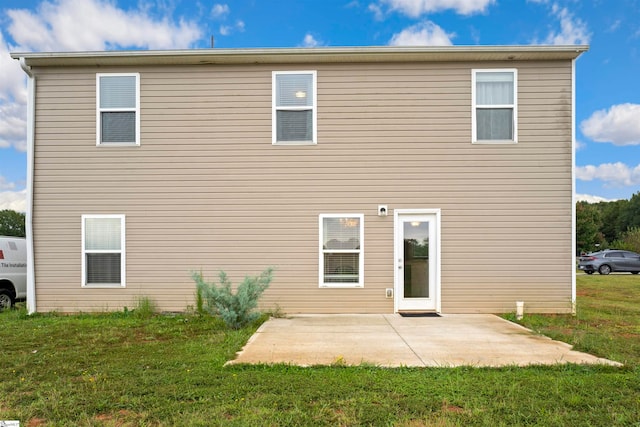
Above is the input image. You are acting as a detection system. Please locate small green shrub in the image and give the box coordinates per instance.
[192,267,274,329]
[265,303,286,318]
[132,296,158,319]
[195,282,205,315]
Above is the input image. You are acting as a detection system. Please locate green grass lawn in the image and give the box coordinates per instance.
[1,275,639,426]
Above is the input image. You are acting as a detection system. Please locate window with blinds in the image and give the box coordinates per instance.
[273,71,317,144]
[82,215,125,287]
[472,69,517,143]
[97,73,140,145]
[319,214,364,287]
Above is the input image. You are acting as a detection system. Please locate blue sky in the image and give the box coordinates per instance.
[1,0,639,210]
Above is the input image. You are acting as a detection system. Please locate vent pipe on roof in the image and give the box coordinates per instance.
[211,35,215,48]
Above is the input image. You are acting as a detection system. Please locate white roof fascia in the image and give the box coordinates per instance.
[11,45,589,68]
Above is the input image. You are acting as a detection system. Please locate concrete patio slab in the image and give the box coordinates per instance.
[228,314,621,367]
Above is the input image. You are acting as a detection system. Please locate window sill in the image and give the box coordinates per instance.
[82,284,126,288]
[97,142,140,147]
[273,140,317,146]
[472,139,518,145]
[320,284,364,288]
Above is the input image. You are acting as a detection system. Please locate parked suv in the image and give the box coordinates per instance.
[578,249,640,275]
[0,236,27,310]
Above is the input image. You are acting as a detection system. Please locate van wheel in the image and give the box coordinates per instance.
[0,289,14,310]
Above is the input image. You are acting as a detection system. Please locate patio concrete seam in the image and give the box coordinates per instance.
[383,314,427,367]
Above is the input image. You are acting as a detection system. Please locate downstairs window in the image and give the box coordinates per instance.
[82,214,126,287]
[319,214,364,288]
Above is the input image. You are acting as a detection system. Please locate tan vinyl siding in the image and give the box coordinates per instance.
[31,59,573,313]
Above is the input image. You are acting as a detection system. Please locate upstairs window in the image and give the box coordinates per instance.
[319,214,364,288]
[97,73,140,146]
[472,69,517,143]
[273,71,317,144]
[82,215,125,287]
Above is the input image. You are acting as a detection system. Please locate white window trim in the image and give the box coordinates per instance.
[96,73,141,146]
[471,68,518,144]
[318,213,364,288]
[272,70,317,145]
[81,214,126,288]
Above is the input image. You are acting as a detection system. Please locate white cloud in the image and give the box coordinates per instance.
[576,162,640,187]
[378,0,495,17]
[302,33,321,47]
[0,33,28,152]
[389,21,454,46]
[0,33,26,104]
[580,103,640,146]
[608,19,621,32]
[368,3,384,20]
[211,4,230,18]
[0,189,27,212]
[0,176,27,211]
[575,194,618,203]
[6,0,202,51]
[575,139,585,150]
[0,176,18,191]
[534,2,590,45]
[0,102,28,152]
[219,21,245,36]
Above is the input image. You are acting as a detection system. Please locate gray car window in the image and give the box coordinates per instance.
[605,252,623,257]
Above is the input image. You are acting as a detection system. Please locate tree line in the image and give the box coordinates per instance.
[577,192,640,255]
[0,209,26,237]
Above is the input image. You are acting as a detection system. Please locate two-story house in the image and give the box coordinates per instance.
[12,45,587,314]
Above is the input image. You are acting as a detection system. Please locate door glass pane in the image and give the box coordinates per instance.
[403,221,429,298]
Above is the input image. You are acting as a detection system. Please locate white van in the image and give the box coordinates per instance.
[0,236,27,310]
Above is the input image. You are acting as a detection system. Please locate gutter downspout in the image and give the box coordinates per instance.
[571,57,577,315]
[19,57,36,314]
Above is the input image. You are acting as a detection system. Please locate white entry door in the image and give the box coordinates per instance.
[395,210,440,312]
